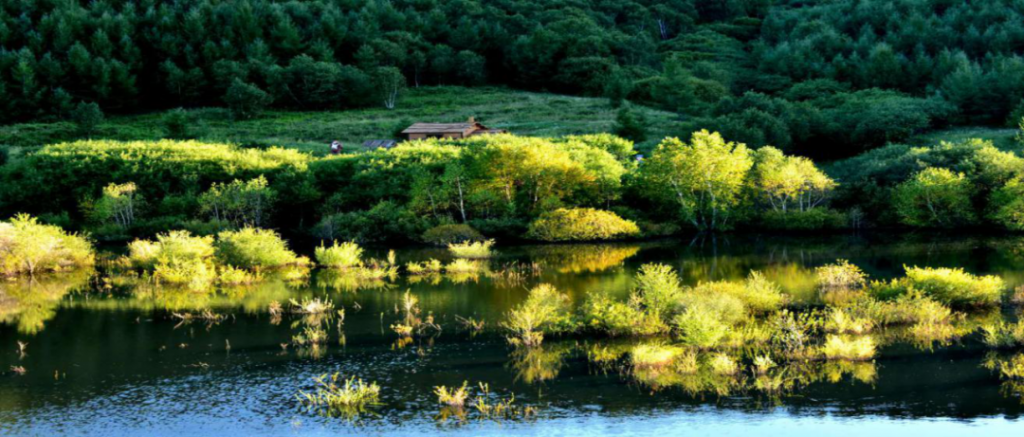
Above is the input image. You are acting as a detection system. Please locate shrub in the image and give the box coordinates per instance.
[128,230,216,287]
[989,175,1024,230]
[981,321,1024,348]
[198,176,276,228]
[315,241,363,269]
[821,335,876,361]
[581,291,667,336]
[525,208,640,242]
[903,266,1003,308]
[448,240,495,259]
[215,228,298,270]
[70,101,103,137]
[760,208,847,230]
[445,258,484,274]
[633,263,684,320]
[421,224,484,246]
[740,271,786,313]
[816,260,868,291]
[504,284,574,347]
[893,167,975,228]
[707,353,739,375]
[224,79,272,119]
[0,214,94,276]
[674,305,730,349]
[162,108,193,139]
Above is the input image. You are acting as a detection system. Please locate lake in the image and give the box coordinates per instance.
[1,234,1023,436]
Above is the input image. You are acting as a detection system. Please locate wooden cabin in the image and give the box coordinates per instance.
[401,117,507,140]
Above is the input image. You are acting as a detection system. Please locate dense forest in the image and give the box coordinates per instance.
[3,0,1024,159]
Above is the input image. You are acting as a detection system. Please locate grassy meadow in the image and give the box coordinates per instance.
[0,87,677,158]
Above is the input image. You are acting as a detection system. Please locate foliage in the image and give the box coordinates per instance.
[893,168,976,228]
[505,284,574,347]
[224,80,272,120]
[641,131,753,230]
[90,182,141,230]
[128,230,216,288]
[448,240,495,259]
[902,266,1004,308]
[0,214,94,276]
[296,373,380,418]
[525,208,639,242]
[613,106,648,143]
[215,228,298,270]
[70,102,103,137]
[816,260,868,292]
[199,176,276,228]
[750,146,836,213]
[421,224,484,246]
[315,241,364,269]
[162,108,193,139]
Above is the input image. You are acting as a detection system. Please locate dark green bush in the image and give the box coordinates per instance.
[421,224,485,246]
[162,108,193,139]
[760,209,848,230]
[70,102,103,137]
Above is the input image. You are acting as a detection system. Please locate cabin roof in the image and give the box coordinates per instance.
[401,122,482,134]
[362,139,397,149]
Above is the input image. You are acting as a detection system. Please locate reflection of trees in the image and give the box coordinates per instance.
[0,269,92,334]
[526,244,640,274]
[73,275,295,314]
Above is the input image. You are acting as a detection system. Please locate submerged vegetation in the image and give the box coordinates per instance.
[296,373,381,419]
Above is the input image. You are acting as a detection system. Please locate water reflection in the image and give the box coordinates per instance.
[4,235,1024,433]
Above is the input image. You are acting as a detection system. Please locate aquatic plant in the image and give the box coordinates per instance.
[673,305,730,349]
[128,230,216,288]
[742,271,787,313]
[215,227,299,269]
[314,241,364,269]
[821,335,876,361]
[472,383,537,420]
[296,373,381,417]
[292,326,329,345]
[581,291,668,336]
[902,265,1003,308]
[999,354,1024,380]
[434,381,470,408]
[825,307,875,334]
[633,263,684,319]
[504,284,574,347]
[406,259,443,275]
[448,239,495,259]
[815,259,867,291]
[445,259,485,274]
[0,214,94,276]
[289,297,334,314]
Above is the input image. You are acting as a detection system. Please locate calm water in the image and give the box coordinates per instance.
[2,234,1024,436]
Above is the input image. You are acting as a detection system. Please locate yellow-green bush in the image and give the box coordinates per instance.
[504,284,575,346]
[448,240,495,259]
[128,230,216,287]
[215,228,299,269]
[903,265,1003,308]
[315,241,364,269]
[0,214,94,276]
[525,208,640,242]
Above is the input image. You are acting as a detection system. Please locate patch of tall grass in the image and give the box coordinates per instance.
[448,240,495,259]
[816,259,867,291]
[314,241,363,269]
[821,335,876,361]
[296,373,381,418]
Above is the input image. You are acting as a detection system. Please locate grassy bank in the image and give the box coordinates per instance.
[0,87,677,158]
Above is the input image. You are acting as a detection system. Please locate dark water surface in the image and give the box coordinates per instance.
[2,234,1023,436]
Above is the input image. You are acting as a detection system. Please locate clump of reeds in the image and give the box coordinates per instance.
[296,373,381,417]
[816,259,867,291]
[314,241,363,269]
[289,297,334,314]
[448,240,495,259]
[434,381,470,408]
[504,284,573,347]
[406,259,443,275]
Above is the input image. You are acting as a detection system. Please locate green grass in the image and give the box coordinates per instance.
[0,87,677,156]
